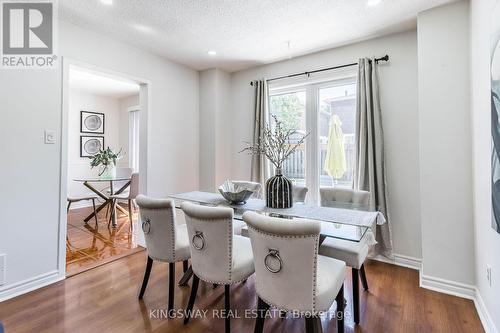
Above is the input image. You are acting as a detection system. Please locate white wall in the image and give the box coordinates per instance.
[229,30,422,260]
[417,1,475,287]
[0,20,199,300]
[199,68,232,191]
[471,0,500,331]
[67,90,121,204]
[199,69,217,191]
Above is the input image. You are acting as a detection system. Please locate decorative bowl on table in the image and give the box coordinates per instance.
[218,180,255,205]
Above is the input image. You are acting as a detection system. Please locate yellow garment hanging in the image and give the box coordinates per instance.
[323,115,346,179]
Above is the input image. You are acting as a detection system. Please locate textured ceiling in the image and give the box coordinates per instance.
[60,0,457,72]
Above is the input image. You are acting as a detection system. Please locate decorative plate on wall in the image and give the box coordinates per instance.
[80,136,104,157]
[81,111,105,134]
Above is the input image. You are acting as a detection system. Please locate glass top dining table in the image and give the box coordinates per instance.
[73,176,131,227]
[169,191,382,243]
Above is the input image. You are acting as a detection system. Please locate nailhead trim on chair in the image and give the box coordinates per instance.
[168,209,177,261]
[227,217,233,282]
[148,255,190,263]
[247,225,321,312]
[194,273,252,286]
[312,234,319,312]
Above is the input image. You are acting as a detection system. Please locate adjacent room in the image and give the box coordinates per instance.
[0,0,498,333]
[66,65,143,276]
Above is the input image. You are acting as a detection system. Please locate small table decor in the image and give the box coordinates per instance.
[218,180,255,205]
[241,115,308,208]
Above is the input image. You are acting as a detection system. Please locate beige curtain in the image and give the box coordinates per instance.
[355,58,393,258]
[251,80,270,185]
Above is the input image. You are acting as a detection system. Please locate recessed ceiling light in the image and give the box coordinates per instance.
[100,0,113,5]
[131,24,154,34]
[207,50,217,56]
[367,0,382,6]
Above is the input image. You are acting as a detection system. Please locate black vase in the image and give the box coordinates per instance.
[266,170,293,208]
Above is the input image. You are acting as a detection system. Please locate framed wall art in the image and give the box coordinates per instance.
[80,136,104,157]
[80,111,105,134]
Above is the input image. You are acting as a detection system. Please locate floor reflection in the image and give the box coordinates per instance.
[66,203,144,276]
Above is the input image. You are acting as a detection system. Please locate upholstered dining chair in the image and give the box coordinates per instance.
[109,172,139,230]
[181,202,255,333]
[293,185,308,203]
[231,180,262,199]
[243,211,346,333]
[135,195,191,316]
[318,187,371,325]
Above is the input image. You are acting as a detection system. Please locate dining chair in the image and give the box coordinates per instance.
[104,167,133,217]
[181,202,255,333]
[135,195,191,316]
[109,172,139,230]
[243,211,346,333]
[293,185,308,203]
[67,195,98,225]
[231,180,262,198]
[318,187,371,325]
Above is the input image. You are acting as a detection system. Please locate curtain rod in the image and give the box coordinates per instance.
[250,54,389,86]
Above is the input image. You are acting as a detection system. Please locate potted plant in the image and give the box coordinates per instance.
[89,147,123,179]
[241,115,308,208]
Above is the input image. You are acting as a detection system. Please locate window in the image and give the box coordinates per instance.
[269,75,357,203]
[128,108,140,172]
[269,91,307,186]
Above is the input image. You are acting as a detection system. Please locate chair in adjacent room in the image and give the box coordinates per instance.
[67,195,98,225]
[109,172,139,230]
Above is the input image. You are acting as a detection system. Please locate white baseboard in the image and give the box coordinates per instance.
[419,273,476,300]
[371,253,422,271]
[0,270,63,302]
[474,288,499,333]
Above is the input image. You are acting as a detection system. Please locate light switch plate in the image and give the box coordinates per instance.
[44,130,56,144]
[0,254,5,286]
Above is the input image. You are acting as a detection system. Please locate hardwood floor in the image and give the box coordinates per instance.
[66,204,144,276]
[0,251,483,333]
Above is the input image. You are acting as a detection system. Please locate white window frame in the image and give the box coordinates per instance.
[269,70,357,205]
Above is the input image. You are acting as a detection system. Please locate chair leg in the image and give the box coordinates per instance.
[108,200,115,227]
[183,260,188,273]
[224,285,231,333]
[178,265,193,286]
[67,201,71,213]
[184,275,200,325]
[168,262,175,317]
[336,284,344,333]
[92,198,98,226]
[360,264,369,291]
[352,268,360,324]
[254,297,270,333]
[138,256,153,299]
[305,317,314,333]
[313,317,323,333]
